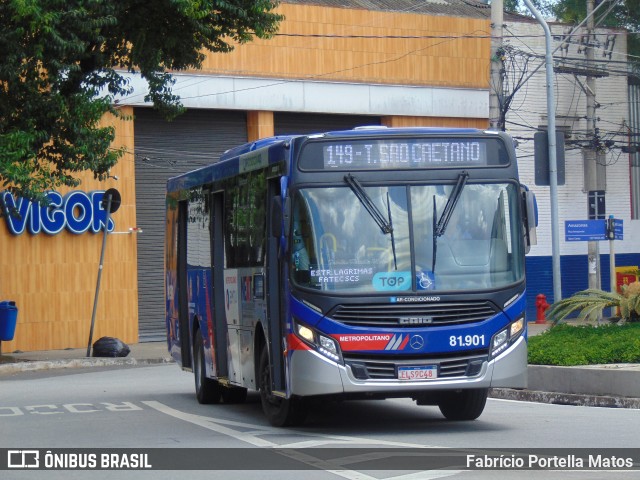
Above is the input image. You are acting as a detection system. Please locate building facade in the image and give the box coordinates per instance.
[1,0,637,351]
[0,0,493,351]
[504,18,640,314]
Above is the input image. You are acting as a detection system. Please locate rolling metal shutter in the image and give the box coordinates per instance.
[134,108,247,341]
[274,112,381,135]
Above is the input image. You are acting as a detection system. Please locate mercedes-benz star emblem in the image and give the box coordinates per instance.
[409,334,424,350]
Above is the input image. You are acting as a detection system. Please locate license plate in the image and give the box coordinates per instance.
[398,365,438,381]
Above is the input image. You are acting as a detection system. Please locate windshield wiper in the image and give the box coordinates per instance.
[434,171,469,237]
[432,171,469,272]
[344,174,397,269]
[345,174,392,234]
[386,191,398,270]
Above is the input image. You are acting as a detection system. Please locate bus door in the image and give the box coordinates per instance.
[176,199,192,368]
[266,177,286,393]
[209,191,229,379]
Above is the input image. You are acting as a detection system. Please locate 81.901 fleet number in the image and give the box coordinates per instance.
[449,334,485,347]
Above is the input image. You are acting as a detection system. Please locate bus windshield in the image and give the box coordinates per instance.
[290,182,524,293]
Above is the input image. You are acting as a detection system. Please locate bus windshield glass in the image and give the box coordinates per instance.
[290,182,524,293]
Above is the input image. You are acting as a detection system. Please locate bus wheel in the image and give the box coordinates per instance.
[221,387,248,404]
[437,388,488,421]
[258,347,307,427]
[194,332,222,404]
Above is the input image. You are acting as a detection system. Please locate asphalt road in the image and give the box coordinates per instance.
[1,364,639,479]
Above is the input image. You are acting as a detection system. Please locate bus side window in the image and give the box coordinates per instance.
[291,194,318,285]
[248,170,267,265]
[224,170,267,268]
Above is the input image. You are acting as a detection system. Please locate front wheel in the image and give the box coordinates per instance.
[258,346,307,427]
[193,331,222,404]
[437,388,488,421]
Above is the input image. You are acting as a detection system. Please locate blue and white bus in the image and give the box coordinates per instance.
[165,127,537,426]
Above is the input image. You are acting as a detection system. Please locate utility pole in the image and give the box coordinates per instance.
[522,0,562,303]
[584,0,601,290]
[489,0,504,131]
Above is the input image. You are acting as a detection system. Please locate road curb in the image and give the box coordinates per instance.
[0,357,174,376]
[490,388,640,409]
[527,364,640,398]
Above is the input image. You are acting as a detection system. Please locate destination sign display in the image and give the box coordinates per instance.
[299,137,510,171]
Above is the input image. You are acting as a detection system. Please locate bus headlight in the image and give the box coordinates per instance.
[294,320,342,363]
[510,317,524,337]
[490,317,525,359]
[491,329,509,357]
[296,324,315,343]
[318,335,340,360]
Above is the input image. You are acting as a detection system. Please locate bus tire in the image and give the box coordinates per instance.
[221,387,248,404]
[437,388,488,421]
[258,346,307,427]
[194,332,222,404]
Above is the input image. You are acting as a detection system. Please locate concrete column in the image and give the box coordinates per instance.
[247,111,274,141]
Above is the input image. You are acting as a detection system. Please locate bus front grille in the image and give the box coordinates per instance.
[330,301,498,328]
[343,352,488,380]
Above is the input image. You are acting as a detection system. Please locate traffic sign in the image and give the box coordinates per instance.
[102,188,121,214]
[613,218,623,240]
[565,219,623,241]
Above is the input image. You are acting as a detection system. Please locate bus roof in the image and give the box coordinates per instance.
[166,136,291,193]
[166,127,497,192]
[219,127,486,160]
[220,135,296,161]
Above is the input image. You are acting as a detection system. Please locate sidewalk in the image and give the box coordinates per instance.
[502,321,640,408]
[1,324,639,409]
[0,341,173,375]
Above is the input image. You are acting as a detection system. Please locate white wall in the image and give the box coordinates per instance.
[505,20,639,258]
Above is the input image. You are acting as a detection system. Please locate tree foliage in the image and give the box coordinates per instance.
[549,0,640,61]
[546,282,640,324]
[504,0,553,16]
[0,0,282,202]
[505,0,640,61]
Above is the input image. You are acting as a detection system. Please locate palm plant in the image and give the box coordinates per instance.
[546,281,640,325]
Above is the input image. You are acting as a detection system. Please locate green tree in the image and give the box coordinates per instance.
[505,0,640,60]
[504,0,553,16]
[549,0,640,61]
[546,282,640,324]
[0,0,282,203]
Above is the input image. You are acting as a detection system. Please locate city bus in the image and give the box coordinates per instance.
[165,127,537,426]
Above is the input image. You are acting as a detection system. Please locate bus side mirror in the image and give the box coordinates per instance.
[522,187,537,253]
[270,196,291,240]
[283,196,291,239]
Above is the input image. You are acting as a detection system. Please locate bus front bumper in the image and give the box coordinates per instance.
[289,336,527,397]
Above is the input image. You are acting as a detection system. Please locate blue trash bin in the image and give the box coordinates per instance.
[0,301,18,341]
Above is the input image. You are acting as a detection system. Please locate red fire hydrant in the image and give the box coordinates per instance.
[535,293,550,324]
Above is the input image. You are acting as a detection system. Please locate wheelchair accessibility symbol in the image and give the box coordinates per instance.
[416,271,435,290]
